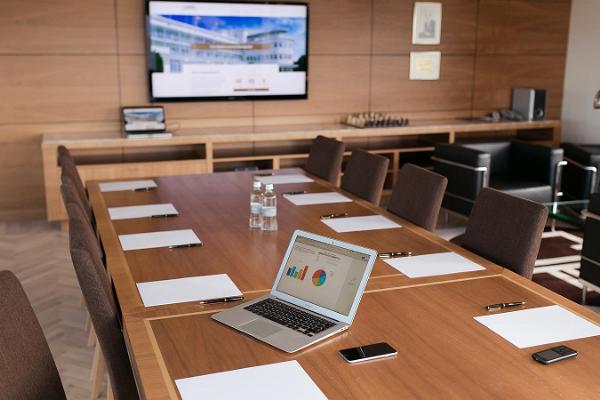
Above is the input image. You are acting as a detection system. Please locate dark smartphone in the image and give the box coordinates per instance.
[532,345,577,365]
[339,342,397,364]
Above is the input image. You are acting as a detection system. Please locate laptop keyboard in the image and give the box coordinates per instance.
[244,298,336,337]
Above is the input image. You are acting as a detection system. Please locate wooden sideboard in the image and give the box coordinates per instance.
[42,119,560,222]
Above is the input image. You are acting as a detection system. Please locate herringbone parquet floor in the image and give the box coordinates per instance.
[0,221,107,400]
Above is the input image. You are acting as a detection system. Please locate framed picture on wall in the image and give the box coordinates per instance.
[412,2,442,45]
[409,52,441,80]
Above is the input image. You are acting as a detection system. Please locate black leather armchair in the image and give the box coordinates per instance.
[580,193,600,304]
[433,141,565,216]
[561,143,600,200]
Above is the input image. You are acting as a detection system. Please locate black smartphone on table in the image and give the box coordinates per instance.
[532,345,577,365]
[339,342,397,364]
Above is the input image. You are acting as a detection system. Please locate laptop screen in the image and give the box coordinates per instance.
[275,236,372,316]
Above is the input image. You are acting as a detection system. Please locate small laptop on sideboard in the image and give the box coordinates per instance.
[212,230,377,353]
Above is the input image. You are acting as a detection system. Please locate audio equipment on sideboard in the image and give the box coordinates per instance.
[345,112,409,128]
[512,88,547,121]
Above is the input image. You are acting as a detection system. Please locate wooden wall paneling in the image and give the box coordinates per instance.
[118,55,254,123]
[477,0,571,55]
[0,56,120,124]
[116,0,146,55]
[254,56,371,117]
[472,55,566,117]
[308,0,372,55]
[372,0,478,55]
[371,55,475,112]
[0,0,117,54]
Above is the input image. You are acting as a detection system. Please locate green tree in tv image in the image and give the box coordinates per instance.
[150,52,164,73]
[293,55,307,72]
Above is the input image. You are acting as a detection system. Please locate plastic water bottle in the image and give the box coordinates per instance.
[261,183,278,231]
[249,181,263,229]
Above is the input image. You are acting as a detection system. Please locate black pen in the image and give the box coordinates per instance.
[168,242,203,249]
[133,186,156,192]
[151,213,178,218]
[485,301,525,311]
[254,173,274,177]
[199,295,244,305]
[320,213,348,220]
[378,251,412,258]
[284,191,308,195]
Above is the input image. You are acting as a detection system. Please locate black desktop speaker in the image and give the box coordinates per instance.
[512,88,547,121]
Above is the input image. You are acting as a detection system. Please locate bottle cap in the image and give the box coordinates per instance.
[253,181,262,189]
[265,183,274,191]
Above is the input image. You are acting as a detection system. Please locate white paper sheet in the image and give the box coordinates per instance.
[474,305,600,349]
[384,252,485,278]
[321,215,401,233]
[136,274,242,307]
[255,174,314,185]
[175,361,327,400]
[118,229,201,251]
[99,179,157,192]
[284,192,352,206]
[108,203,178,220]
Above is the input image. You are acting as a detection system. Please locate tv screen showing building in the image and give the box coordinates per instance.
[147,1,308,101]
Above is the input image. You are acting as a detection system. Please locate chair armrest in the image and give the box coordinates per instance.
[433,144,490,201]
[434,144,491,169]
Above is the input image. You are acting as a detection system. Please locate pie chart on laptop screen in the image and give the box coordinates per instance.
[312,269,327,286]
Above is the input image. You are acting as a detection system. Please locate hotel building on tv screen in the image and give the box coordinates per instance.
[147,1,308,99]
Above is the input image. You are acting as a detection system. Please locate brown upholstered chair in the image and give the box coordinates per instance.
[0,270,67,400]
[61,175,94,225]
[58,145,91,220]
[456,188,547,279]
[388,163,448,231]
[67,203,139,400]
[341,149,389,204]
[304,135,345,184]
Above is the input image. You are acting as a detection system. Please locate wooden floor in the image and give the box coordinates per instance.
[0,221,107,400]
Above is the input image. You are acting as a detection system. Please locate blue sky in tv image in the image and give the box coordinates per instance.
[149,14,307,73]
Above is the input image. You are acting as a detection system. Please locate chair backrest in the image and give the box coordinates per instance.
[0,271,66,400]
[462,188,547,279]
[58,146,90,219]
[388,163,448,231]
[464,142,511,176]
[61,175,94,225]
[341,149,389,204]
[304,135,345,184]
[67,204,139,400]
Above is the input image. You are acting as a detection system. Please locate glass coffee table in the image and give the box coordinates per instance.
[543,199,589,229]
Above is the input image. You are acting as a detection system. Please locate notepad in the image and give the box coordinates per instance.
[284,192,352,206]
[321,215,401,233]
[108,203,178,220]
[474,305,600,349]
[118,229,201,251]
[99,179,157,192]
[175,361,327,400]
[255,174,314,185]
[136,274,242,307]
[383,252,485,278]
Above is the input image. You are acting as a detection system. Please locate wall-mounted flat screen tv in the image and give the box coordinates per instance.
[146,1,309,102]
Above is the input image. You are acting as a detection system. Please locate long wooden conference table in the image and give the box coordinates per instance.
[88,168,600,399]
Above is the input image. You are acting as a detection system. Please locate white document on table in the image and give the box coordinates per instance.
[118,229,201,251]
[321,215,401,233]
[108,203,178,220]
[255,174,314,185]
[474,305,600,349]
[136,274,242,307]
[384,252,485,278]
[99,179,157,192]
[175,360,327,400]
[284,192,352,206]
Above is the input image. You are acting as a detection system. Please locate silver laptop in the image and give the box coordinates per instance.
[212,230,377,353]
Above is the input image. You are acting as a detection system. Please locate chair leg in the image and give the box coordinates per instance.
[90,341,105,399]
[84,313,91,333]
[88,324,96,347]
[582,286,588,305]
[107,376,114,400]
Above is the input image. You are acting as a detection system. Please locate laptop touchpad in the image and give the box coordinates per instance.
[240,319,283,338]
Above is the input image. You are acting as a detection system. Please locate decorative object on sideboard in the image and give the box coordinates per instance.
[511,88,547,121]
[412,2,442,45]
[345,113,409,129]
[594,90,600,109]
[409,51,441,80]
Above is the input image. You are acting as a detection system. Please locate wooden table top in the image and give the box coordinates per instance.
[88,168,501,315]
[124,273,600,400]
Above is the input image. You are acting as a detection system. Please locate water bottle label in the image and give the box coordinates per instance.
[251,202,261,214]
[262,206,277,217]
